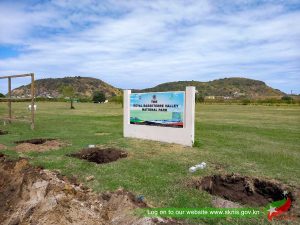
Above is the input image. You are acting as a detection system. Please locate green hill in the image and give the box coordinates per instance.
[136,77,285,98]
[11,77,285,99]
[11,76,122,98]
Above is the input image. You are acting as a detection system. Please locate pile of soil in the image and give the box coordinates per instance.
[0,155,187,225]
[0,130,8,135]
[69,147,128,164]
[191,174,295,207]
[14,138,66,152]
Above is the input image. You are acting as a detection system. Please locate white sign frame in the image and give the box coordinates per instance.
[123,86,195,146]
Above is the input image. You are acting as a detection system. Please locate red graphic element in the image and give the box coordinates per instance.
[268,197,291,221]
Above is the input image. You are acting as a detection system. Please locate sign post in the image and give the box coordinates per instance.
[123,86,195,146]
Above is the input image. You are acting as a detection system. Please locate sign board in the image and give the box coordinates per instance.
[130,92,185,128]
[123,87,195,146]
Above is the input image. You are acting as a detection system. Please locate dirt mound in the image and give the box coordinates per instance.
[69,147,128,164]
[191,174,294,207]
[0,130,8,135]
[0,155,187,225]
[14,138,66,152]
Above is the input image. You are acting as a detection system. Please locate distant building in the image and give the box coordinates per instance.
[205,96,215,100]
[233,92,245,97]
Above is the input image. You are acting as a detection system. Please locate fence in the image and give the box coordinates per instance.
[0,73,35,129]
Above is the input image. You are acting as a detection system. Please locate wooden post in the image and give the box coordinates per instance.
[8,77,12,123]
[0,73,35,129]
[30,73,35,129]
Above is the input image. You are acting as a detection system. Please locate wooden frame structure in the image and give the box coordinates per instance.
[0,73,35,129]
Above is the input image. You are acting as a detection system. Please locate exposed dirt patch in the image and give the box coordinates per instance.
[0,130,8,135]
[0,155,189,225]
[69,147,128,164]
[14,138,66,152]
[15,138,55,144]
[0,144,7,150]
[190,174,295,207]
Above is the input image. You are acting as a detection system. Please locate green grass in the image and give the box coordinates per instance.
[0,102,299,225]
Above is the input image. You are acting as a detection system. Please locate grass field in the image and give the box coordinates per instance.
[0,102,299,225]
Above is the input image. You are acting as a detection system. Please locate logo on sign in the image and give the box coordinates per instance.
[151,95,157,103]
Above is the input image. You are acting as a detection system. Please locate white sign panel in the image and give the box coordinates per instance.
[123,87,195,146]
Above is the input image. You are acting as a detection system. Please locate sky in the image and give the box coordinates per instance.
[0,0,299,94]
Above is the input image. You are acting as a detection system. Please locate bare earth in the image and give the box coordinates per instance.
[15,140,66,152]
[0,155,187,225]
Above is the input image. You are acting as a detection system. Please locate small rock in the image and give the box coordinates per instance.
[8,217,20,225]
[136,195,144,202]
[86,176,95,182]
[101,193,111,201]
[80,185,89,191]
[64,184,76,195]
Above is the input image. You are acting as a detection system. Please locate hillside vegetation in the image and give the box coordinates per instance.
[11,76,121,98]
[11,77,286,100]
[137,77,285,98]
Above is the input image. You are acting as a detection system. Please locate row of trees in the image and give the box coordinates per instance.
[3,87,298,109]
[195,93,299,104]
[0,86,115,108]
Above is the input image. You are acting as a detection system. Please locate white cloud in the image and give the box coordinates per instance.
[0,0,299,93]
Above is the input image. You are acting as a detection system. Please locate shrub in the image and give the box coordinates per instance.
[241,99,251,105]
[92,91,106,103]
[281,95,292,101]
[281,95,293,103]
[195,94,205,103]
[110,95,123,107]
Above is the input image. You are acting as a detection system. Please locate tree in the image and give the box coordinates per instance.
[92,91,106,103]
[281,95,293,101]
[281,95,293,104]
[110,95,123,108]
[195,94,204,103]
[61,85,76,109]
[0,93,5,98]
